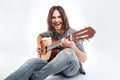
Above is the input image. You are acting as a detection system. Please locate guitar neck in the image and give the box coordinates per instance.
[46,40,61,51]
[46,26,96,52]
[46,34,72,51]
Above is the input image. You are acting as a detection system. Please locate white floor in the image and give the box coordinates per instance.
[45,74,86,80]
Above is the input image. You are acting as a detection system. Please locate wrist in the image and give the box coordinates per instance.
[71,45,77,49]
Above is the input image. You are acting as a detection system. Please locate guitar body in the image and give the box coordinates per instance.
[40,37,52,61]
[49,38,60,61]
[40,37,60,61]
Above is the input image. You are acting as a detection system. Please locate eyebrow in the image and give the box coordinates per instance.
[52,15,61,18]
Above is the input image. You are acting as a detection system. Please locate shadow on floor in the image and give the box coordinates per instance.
[45,74,87,80]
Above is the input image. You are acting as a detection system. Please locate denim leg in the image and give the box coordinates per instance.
[62,49,80,77]
[30,48,80,80]
[5,58,48,80]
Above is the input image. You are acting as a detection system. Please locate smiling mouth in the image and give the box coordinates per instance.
[54,22,61,26]
[54,23,61,26]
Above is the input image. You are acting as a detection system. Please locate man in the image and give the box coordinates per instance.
[5,5,87,80]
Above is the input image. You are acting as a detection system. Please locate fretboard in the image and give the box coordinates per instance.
[46,33,73,51]
[46,40,61,51]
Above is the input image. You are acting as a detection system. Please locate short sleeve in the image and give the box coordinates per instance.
[75,41,86,52]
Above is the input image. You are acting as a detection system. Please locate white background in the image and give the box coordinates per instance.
[0,0,120,80]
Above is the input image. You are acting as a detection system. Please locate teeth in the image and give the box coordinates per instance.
[56,24,59,26]
[55,23,60,26]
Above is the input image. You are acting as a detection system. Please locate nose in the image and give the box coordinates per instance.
[55,18,59,22]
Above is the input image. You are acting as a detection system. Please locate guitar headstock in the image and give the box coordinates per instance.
[71,26,96,41]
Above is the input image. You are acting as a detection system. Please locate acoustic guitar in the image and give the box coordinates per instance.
[39,26,96,61]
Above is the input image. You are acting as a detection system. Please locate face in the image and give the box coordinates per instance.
[52,10,63,31]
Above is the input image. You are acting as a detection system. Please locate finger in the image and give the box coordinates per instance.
[61,38,66,42]
[60,38,66,47]
[37,45,42,50]
[37,44,41,48]
[36,49,40,53]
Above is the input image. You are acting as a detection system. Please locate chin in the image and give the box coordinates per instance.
[54,26,61,30]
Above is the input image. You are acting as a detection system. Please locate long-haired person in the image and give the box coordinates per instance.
[5,5,87,80]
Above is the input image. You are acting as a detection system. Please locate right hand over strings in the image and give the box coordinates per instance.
[36,45,42,58]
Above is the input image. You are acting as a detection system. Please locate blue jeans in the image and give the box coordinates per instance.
[5,48,81,80]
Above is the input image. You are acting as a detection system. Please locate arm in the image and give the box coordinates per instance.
[36,35,42,58]
[71,45,87,63]
[60,38,87,63]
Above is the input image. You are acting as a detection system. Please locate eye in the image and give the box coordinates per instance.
[52,16,55,19]
[58,16,62,18]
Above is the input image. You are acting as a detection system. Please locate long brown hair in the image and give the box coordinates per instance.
[47,6,70,31]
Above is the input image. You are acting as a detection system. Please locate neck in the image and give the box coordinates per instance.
[56,29,64,34]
